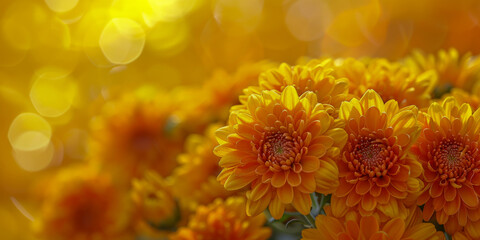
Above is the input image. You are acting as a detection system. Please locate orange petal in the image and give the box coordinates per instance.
[302,156,320,173]
[382,218,405,240]
[370,185,382,197]
[269,195,285,219]
[338,233,354,240]
[346,191,362,207]
[391,180,407,192]
[224,173,256,190]
[292,190,312,215]
[361,194,377,212]
[458,205,467,226]
[287,171,301,187]
[397,133,411,147]
[387,185,408,199]
[375,176,390,187]
[246,192,272,216]
[271,171,287,188]
[336,179,355,197]
[422,201,434,221]
[315,215,344,240]
[376,188,390,204]
[444,195,461,215]
[277,184,293,204]
[395,165,410,182]
[345,220,359,239]
[359,215,379,240]
[429,181,443,198]
[369,232,388,240]
[297,172,316,193]
[458,185,479,208]
[355,180,372,195]
[444,184,457,202]
[433,196,445,211]
[308,144,327,158]
[417,188,431,205]
[251,182,271,201]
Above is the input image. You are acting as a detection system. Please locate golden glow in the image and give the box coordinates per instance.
[44,0,79,13]
[99,18,146,64]
[30,70,77,118]
[8,113,52,152]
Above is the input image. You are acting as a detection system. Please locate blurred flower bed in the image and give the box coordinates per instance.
[2,0,480,239]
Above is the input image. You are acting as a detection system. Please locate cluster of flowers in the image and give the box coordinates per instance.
[33,48,480,240]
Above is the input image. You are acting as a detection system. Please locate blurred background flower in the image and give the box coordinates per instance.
[2,0,480,239]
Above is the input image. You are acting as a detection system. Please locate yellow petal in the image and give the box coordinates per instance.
[269,195,285,219]
[281,85,299,111]
[360,89,384,113]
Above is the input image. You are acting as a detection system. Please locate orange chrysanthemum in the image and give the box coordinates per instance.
[412,97,480,235]
[301,206,443,240]
[240,59,350,111]
[170,197,271,240]
[405,49,480,95]
[34,166,131,240]
[89,91,183,181]
[333,58,436,109]
[170,124,234,211]
[215,86,347,219]
[333,90,423,220]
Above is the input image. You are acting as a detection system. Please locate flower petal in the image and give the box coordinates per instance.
[277,184,293,204]
[269,195,285,219]
[458,185,479,208]
[292,190,312,215]
[281,86,299,111]
[302,156,320,173]
[271,171,287,188]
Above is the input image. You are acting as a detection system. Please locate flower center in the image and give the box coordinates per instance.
[346,135,397,177]
[259,131,303,171]
[431,137,479,185]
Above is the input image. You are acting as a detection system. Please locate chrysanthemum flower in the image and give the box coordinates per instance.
[34,166,131,240]
[240,59,350,112]
[170,197,271,240]
[333,90,423,220]
[131,171,177,227]
[301,206,443,240]
[334,57,436,109]
[170,124,233,211]
[412,97,480,234]
[405,49,480,95]
[89,91,183,181]
[215,86,347,219]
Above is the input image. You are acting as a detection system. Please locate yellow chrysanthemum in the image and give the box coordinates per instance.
[240,59,350,113]
[34,166,131,240]
[302,206,443,240]
[405,49,480,95]
[170,197,271,240]
[215,86,347,219]
[169,124,234,211]
[89,91,183,181]
[131,171,177,227]
[333,90,423,220]
[334,57,436,109]
[413,97,480,235]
